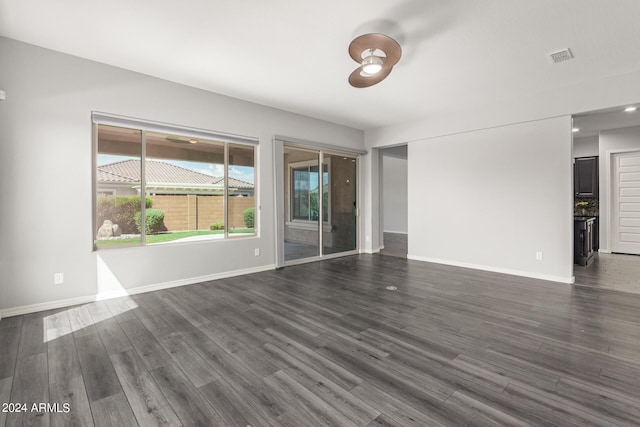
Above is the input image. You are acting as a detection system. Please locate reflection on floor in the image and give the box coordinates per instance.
[284,241,354,262]
[574,252,640,294]
[380,232,407,258]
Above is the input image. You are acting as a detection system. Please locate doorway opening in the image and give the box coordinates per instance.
[380,145,408,258]
[572,105,640,293]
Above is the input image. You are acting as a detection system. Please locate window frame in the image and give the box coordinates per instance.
[287,158,331,225]
[92,113,258,250]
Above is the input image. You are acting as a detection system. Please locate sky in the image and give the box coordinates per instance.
[98,154,255,184]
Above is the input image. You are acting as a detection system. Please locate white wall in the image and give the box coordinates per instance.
[0,37,363,314]
[598,125,640,252]
[407,116,574,283]
[573,136,599,158]
[382,153,408,234]
[361,52,640,282]
[361,148,381,253]
[365,68,640,149]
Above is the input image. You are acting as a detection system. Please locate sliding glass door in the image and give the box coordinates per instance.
[282,145,358,264]
[323,153,358,255]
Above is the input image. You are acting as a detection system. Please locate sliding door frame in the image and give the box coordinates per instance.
[274,137,365,268]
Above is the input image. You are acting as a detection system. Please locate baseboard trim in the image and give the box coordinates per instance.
[1,295,100,319]
[598,249,611,254]
[0,264,276,319]
[407,255,575,284]
[361,248,381,254]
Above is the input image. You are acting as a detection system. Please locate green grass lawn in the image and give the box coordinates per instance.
[97,229,254,247]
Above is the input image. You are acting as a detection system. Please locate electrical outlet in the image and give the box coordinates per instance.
[54,273,64,285]
[536,251,543,261]
[254,248,260,257]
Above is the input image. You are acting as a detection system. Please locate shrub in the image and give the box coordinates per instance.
[97,196,152,234]
[243,207,255,228]
[134,208,166,234]
[209,222,224,230]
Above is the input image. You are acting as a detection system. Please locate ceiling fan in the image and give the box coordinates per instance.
[348,33,402,88]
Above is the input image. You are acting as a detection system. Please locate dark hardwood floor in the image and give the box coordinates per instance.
[380,232,407,258]
[574,252,640,294]
[2,254,640,426]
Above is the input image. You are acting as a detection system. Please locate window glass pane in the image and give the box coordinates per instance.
[293,168,309,220]
[308,165,320,221]
[143,132,225,244]
[309,166,319,221]
[96,124,143,247]
[228,143,256,236]
[322,164,329,223]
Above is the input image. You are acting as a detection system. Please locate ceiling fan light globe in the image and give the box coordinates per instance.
[361,55,383,75]
[362,63,382,74]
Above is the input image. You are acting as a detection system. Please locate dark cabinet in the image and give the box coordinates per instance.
[574,217,596,266]
[574,156,598,198]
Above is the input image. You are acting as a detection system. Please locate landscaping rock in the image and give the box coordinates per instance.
[112,223,122,236]
[97,220,114,238]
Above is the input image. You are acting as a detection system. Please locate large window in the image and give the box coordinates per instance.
[93,117,256,249]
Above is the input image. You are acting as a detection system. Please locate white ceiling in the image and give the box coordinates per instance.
[2,0,640,131]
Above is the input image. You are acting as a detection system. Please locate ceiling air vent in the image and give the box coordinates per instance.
[547,48,573,64]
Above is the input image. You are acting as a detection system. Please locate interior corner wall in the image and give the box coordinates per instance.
[407,116,574,283]
[382,154,408,234]
[598,125,640,252]
[0,37,364,313]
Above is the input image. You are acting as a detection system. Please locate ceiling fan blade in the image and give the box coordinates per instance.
[165,136,189,144]
[348,33,402,67]
[348,65,393,88]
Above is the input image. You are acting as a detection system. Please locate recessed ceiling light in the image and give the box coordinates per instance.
[572,127,580,133]
[625,106,637,112]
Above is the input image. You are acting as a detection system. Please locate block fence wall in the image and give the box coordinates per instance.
[150,195,254,231]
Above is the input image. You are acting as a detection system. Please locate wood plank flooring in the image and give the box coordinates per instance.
[574,252,640,294]
[380,232,408,258]
[2,254,640,426]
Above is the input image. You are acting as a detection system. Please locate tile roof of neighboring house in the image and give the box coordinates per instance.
[96,168,139,183]
[213,176,255,189]
[97,159,253,188]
